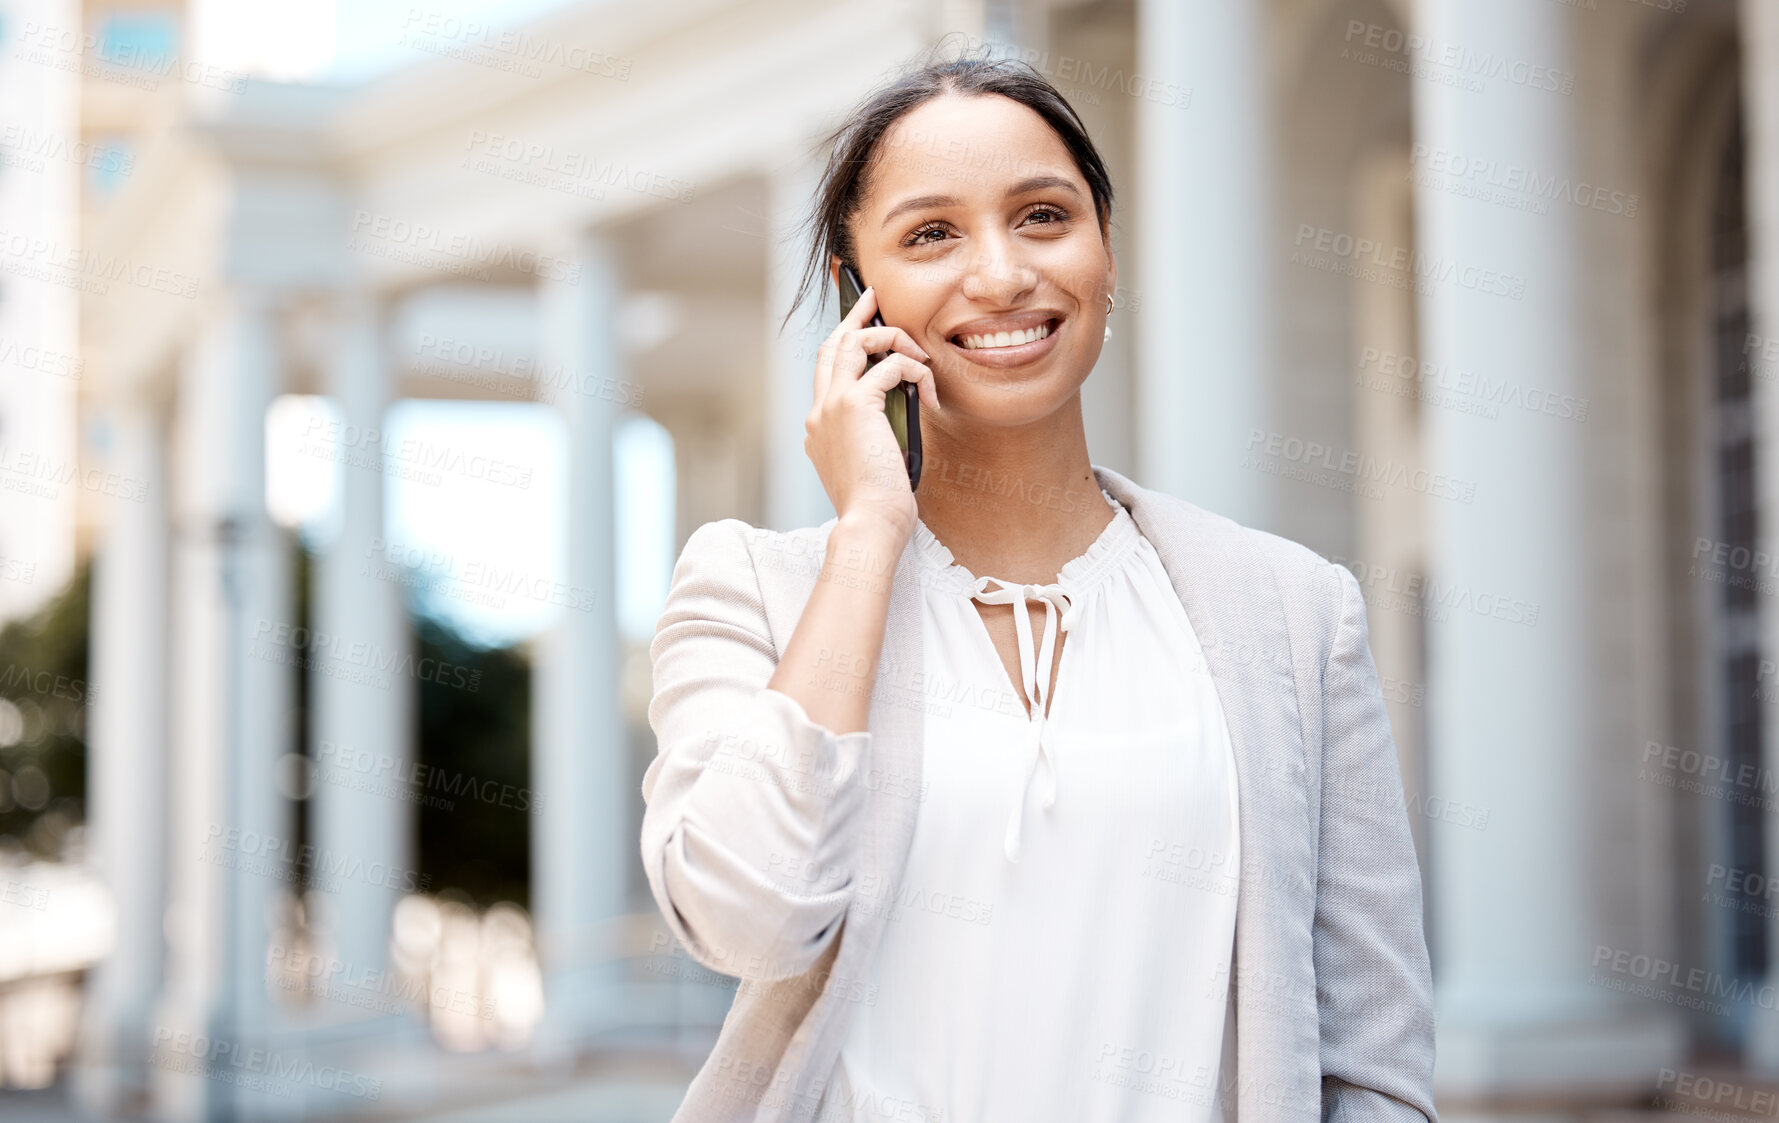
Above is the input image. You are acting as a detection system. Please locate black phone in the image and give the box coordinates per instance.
[836,263,922,490]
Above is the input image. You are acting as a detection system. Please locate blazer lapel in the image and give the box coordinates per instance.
[1093,464,1323,1118]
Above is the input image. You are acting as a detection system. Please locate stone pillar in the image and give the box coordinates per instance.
[1133,0,1273,523]
[1742,0,1779,1073]
[1412,0,1682,1097]
[530,231,628,1055]
[764,156,833,532]
[154,291,295,1121]
[74,394,170,1116]
[1348,146,1430,875]
[307,291,414,1009]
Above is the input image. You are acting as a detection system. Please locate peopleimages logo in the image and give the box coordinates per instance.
[1243,429,1480,505]
[0,662,95,704]
[248,618,482,694]
[200,824,433,894]
[0,124,133,175]
[1292,223,1527,300]
[349,211,581,284]
[398,9,632,80]
[462,130,693,204]
[0,335,83,379]
[150,1027,382,1100]
[1589,944,1770,1017]
[0,228,199,298]
[316,737,544,816]
[1341,20,1576,95]
[1356,346,1590,422]
[13,20,249,94]
[1409,144,1640,218]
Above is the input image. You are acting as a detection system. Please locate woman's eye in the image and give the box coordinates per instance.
[1023,206,1070,226]
[903,222,949,246]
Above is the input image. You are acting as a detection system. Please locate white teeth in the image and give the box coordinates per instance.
[957,322,1052,350]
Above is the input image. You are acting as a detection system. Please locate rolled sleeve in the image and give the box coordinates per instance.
[641,520,872,982]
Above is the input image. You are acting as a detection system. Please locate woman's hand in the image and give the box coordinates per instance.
[806,285,940,545]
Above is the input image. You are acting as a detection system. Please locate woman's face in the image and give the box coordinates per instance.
[840,92,1115,429]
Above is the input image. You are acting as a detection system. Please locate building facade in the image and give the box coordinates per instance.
[18,0,1779,1117]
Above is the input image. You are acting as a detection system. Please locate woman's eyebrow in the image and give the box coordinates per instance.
[1006,174,1082,199]
[881,194,958,228]
[879,176,1085,229]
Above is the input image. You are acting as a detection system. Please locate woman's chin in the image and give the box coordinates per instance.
[928,379,1083,431]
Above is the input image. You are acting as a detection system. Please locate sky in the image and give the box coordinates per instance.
[188,0,579,85]
[267,396,675,651]
[239,0,677,650]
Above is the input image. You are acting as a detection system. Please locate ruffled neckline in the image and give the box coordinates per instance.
[910,487,1136,596]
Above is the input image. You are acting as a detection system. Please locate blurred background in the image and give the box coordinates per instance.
[0,0,1770,1118]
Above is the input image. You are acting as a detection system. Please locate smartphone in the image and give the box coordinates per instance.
[836,263,922,490]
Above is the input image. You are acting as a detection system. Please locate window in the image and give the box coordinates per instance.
[93,10,178,71]
[1711,105,1763,980]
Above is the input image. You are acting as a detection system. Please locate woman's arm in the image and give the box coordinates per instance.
[641,278,929,983]
[1314,562,1439,1122]
[639,513,904,983]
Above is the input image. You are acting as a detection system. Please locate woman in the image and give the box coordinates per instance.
[641,55,1436,1123]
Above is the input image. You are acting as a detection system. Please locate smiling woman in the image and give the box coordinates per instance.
[640,54,1436,1123]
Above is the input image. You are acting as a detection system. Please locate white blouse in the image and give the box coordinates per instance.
[830,487,1242,1123]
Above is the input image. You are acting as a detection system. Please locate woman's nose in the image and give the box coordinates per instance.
[958,244,1038,304]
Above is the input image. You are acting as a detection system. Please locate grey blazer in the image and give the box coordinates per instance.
[640,463,1437,1122]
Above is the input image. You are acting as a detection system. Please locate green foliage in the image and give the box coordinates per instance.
[412,615,532,910]
[292,542,533,908]
[290,544,533,908]
[0,560,92,860]
[0,544,536,909]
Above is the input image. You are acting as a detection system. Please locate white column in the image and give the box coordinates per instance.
[764,157,834,532]
[531,232,627,1054]
[0,0,80,625]
[1741,0,1779,1072]
[1134,0,1273,523]
[308,291,413,1007]
[1413,0,1681,1096]
[73,395,170,1115]
[1349,147,1429,870]
[154,291,294,1122]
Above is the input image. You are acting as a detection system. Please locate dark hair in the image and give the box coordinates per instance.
[785,52,1116,327]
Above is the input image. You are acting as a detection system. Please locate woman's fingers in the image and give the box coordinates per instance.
[804,283,937,512]
[855,352,939,413]
[814,287,878,403]
[822,333,931,415]
[813,327,840,404]
[816,288,929,400]
[843,283,880,328]
[851,324,931,367]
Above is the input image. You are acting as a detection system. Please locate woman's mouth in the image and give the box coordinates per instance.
[956,321,1051,349]
[947,317,1062,367]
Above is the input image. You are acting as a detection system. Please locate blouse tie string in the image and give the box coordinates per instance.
[969,575,1084,863]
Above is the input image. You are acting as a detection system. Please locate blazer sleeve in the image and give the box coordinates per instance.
[639,519,871,983]
[1315,562,1439,1122]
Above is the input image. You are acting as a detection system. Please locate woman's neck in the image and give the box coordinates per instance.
[912,394,1115,585]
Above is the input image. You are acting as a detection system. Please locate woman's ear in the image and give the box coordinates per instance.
[829,255,843,289]
[1105,248,1118,309]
